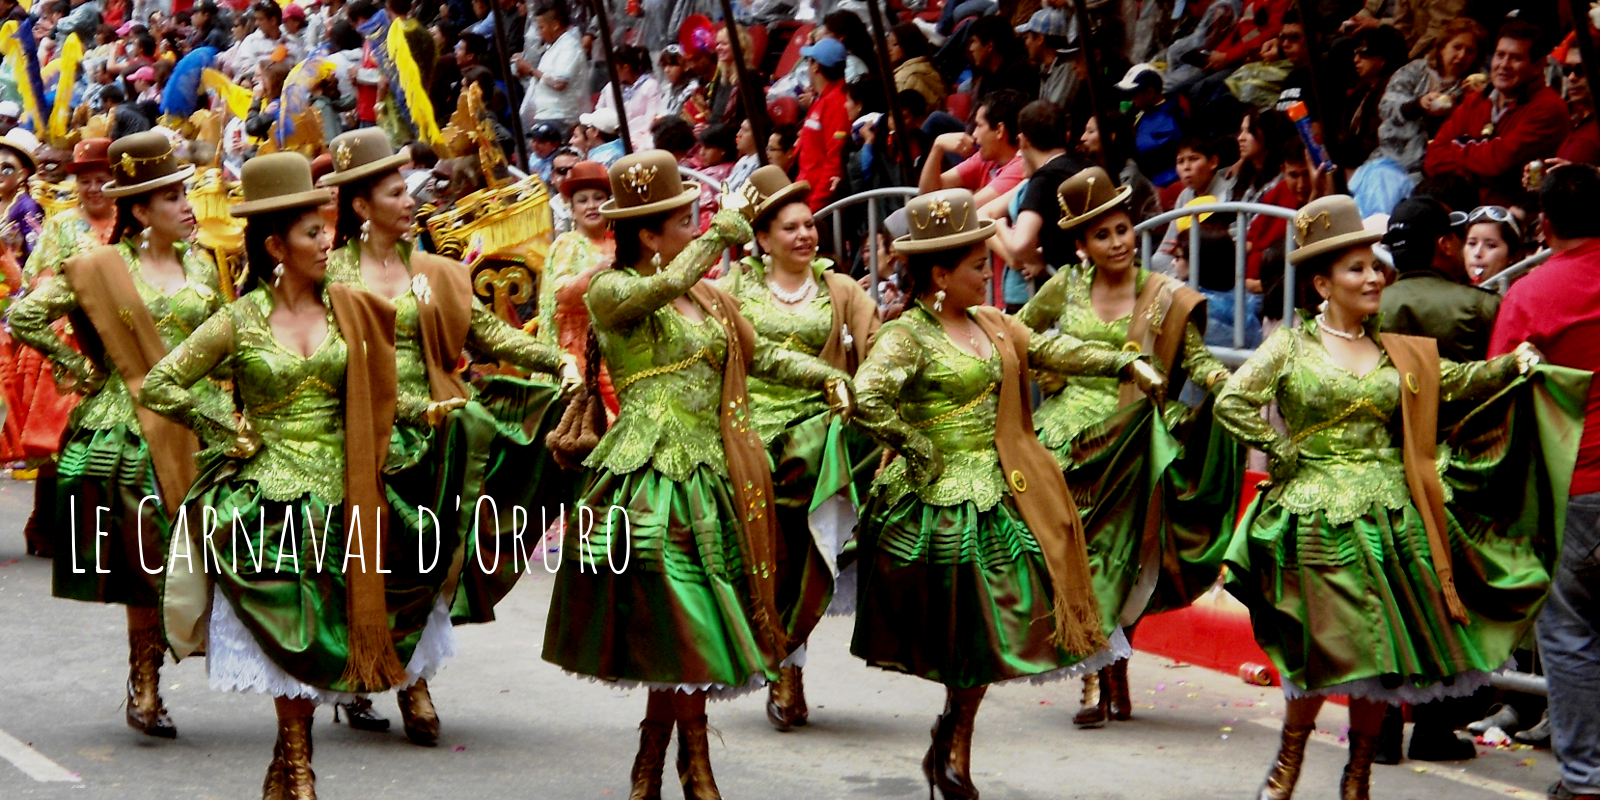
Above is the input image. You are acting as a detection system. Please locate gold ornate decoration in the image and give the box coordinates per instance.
[335,141,354,171]
[622,162,657,201]
[612,346,717,393]
[471,264,535,320]
[117,147,170,180]
[910,382,995,429]
[1294,210,1332,242]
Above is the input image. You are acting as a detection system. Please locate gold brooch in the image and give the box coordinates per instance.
[622,162,657,201]
[335,142,353,171]
[410,272,433,305]
[119,151,136,177]
[910,197,969,232]
[1294,210,1332,242]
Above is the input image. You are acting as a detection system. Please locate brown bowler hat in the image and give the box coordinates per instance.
[320,129,411,187]
[893,188,996,255]
[231,152,332,217]
[67,138,112,175]
[102,131,195,198]
[599,150,700,220]
[1055,166,1133,232]
[560,161,612,199]
[741,165,811,228]
[1287,195,1382,266]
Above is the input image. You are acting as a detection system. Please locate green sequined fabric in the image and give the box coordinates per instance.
[718,257,836,443]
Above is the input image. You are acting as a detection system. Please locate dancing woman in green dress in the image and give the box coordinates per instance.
[542,151,852,800]
[850,188,1164,800]
[10,132,227,740]
[715,165,881,731]
[1016,166,1242,726]
[1218,196,1584,800]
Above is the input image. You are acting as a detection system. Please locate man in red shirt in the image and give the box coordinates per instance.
[793,38,851,212]
[1488,164,1600,800]
[1423,20,1571,206]
[916,89,1029,208]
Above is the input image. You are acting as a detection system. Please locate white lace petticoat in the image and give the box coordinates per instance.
[1280,658,1516,706]
[206,586,458,705]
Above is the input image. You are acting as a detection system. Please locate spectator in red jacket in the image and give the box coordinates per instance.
[1423,20,1571,206]
[793,37,850,212]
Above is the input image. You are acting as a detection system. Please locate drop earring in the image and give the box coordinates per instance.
[140,228,151,250]
[762,254,773,270]
[651,252,662,269]
[933,289,946,313]
[360,219,371,244]
[273,263,285,288]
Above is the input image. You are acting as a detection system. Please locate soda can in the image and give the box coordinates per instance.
[1239,663,1273,686]
[1527,160,1546,188]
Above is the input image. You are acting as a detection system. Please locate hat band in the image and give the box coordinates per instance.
[117,149,173,182]
[909,198,970,235]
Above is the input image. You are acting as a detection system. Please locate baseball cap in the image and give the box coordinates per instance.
[579,108,620,135]
[1015,8,1069,38]
[0,101,19,119]
[529,121,564,143]
[283,3,306,20]
[800,38,847,69]
[1114,63,1163,92]
[1382,196,1452,269]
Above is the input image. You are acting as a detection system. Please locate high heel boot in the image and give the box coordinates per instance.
[675,715,722,800]
[125,623,176,738]
[262,738,287,800]
[924,689,982,800]
[277,713,316,800]
[334,697,390,732]
[628,719,673,800]
[766,665,809,731]
[397,679,440,746]
[1106,659,1132,721]
[1072,670,1108,728]
[1340,730,1380,800]
[1258,723,1314,800]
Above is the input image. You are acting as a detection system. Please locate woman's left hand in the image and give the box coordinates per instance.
[557,353,584,398]
[825,376,855,421]
[1512,342,1543,376]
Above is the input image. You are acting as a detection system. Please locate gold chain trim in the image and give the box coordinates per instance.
[250,375,340,416]
[910,382,995,429]
[613,347,715,393]
[1291,398,1388,443]
[779,331,818,356]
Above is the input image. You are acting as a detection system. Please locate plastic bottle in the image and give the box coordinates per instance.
[1284,101,1334,172]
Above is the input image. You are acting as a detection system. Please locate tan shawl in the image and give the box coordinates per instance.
[816,271,881,374]
[972,307,1106,655]
[1381,332,1470,624]
[326,284,409,691]
[409,252,475,402]
[1119,271,1205,407]
[61,246,199,515]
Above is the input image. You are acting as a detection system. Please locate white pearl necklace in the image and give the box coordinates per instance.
[1315,313,1366,341]
[768,275,818,305]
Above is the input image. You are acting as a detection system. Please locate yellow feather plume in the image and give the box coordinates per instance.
[0,21,42,131]
[48,34,82,140]
[202,68,254,120]
[385,20,442,146]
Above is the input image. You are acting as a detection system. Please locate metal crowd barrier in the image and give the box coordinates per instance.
[1478,249,1551,294]
[816,187,921,305]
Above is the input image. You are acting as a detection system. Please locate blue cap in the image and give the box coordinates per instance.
[800,37,848,69]
[1015,8,1069,38]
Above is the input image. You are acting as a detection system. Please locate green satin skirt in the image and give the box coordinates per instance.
[51,423,171,607]
[385,377,574,625]
[1224,370,1588,700]
[850,491,1124,689]
[767,412,879,649]
[182,464,440,694]
[542,463,779,696]
[1055,398,1243,633]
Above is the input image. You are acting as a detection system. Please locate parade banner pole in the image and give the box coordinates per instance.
[489,0,529,167]
[866,0,916,182]
[1066,0,1109,170]
[715,0,769,165]
[590,0,634,153]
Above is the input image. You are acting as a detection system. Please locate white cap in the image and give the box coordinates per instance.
[0,101,19,119]
[578,108,620,135]
[1113,63,1162,92]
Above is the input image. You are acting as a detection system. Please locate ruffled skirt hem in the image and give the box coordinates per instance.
[557,669,768,702]
[1280,659,1514,706]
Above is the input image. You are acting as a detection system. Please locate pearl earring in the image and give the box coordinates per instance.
[651,252,662,269]
[933,289,946,313]
[761,254,773,270]
[273,263,285,288]
[360,219,371,244]
[140,228,151,249]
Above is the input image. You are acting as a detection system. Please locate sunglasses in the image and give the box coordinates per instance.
[1467,205,1521,240]
[0,164,17,176]
[1563,63,1585,77]
[554,166,574,176]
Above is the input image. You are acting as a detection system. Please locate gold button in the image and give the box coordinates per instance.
[1009,469,1027,493]
[1405,373,1420,394]
[1122,342,1142,352]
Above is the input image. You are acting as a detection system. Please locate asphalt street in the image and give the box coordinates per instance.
[0,476,1563,799]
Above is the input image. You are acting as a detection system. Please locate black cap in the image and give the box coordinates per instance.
[1382,196,1452,270]
[529,122,564,143]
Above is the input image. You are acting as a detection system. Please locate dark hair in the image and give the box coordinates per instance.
[967,15,1014,49]
[113,195,147,245]
[1276,135,1308,172]
[650,115,697,156]
[846,75,887,116]
[432,19,460,46]
[755,193,812,234]
[613,208,677,269]
[1174,134,1220,160]
[1017,100,1066,152]
[1237,108,1291,193]
[251,0,280,21]
[1496,19,1548,61]
[1351,24,1409,78]
[460,32,492,61]
[408,140,438,169]
[1091,108,1136,167]
[330,18,362,51]
[817,58,846,83]
[102,83,126,104]
[534,0,569,27]
[244,207,322,292]
[1412,172,1476,213]
[345,0,377,22]
[823,11,874,68]
[898,243,984,311]
[333,171,399,248]
[897,88,928,120]
[977,89,1027,146]
[1540,163,1600,240]
[889,22,929,63]
[698,122,736,155]
[1281,9,1300,26]
[134,32,157,58]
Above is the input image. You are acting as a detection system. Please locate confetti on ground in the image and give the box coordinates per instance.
[452,746,467,752]
[1220,726,1233,733]
[1518,758,1537,767]
[1156,683,1167,691]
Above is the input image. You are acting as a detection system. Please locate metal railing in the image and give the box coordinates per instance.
[1478,249,1551,294]
[817,187,920,305]
[1136,202,1302,367]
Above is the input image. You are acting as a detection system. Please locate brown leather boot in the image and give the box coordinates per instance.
[1258,723,1315,800]
[1340,730,1379,800]
[125,623,176,738]
[397,679,440,746]
[674,715,722,800]
[334,697,390,732]
[1106,659,1132,721]
[939,689,983,800]
[1072,670,1108,728]
[766,665,809,731]
[628,719,673,800]
[262,738,287,800]
[278,713,316,800]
